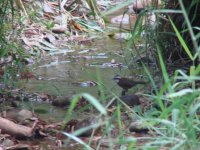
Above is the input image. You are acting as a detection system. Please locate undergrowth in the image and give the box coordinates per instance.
[0,0,30,87]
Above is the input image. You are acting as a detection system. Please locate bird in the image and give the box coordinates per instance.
[113,75,147,95]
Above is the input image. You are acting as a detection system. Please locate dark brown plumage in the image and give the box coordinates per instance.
[113,75,146,95]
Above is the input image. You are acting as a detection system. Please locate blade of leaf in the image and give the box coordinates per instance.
[169,17,193,60]
[82,93,107,115]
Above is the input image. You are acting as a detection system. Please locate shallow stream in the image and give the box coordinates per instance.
[17,13,150,122]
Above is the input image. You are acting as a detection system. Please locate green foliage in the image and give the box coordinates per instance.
[29,10,37,19]
[42,20,55,30]
[178,0,199,60]
[129,11,147,41]
[0,0,30,88]
[63,93,107,125]
[0,0,11,57]
[169,17,193,61]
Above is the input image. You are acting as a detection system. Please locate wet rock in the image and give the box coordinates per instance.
[72,81,97,87]
[43,34,57,44]
[86,62,125,68]
[1,109,33,124]
[132,0,161,13]
[0,139,14,147]
[121,94,141,106]
[129,121,149,133]
[52,96,70,107]
[80,81,97,87]
[74,117,100,137]
[110,14,136,25]
[111,94,141,107]
[52,25,68,34]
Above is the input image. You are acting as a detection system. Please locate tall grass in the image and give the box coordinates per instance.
[0,0,12,57]
[134,0,200,149]
[0,1,30,87]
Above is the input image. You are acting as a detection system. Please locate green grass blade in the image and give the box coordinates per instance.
[101,0,133,16]
[169,17,193,61]
[157,43,173,93]
[63,95,80,127]
[142,63,165,112]
[82,93,107,115]
[62,132,94,150]
[178,0,199,57]
[116,100,122,131]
